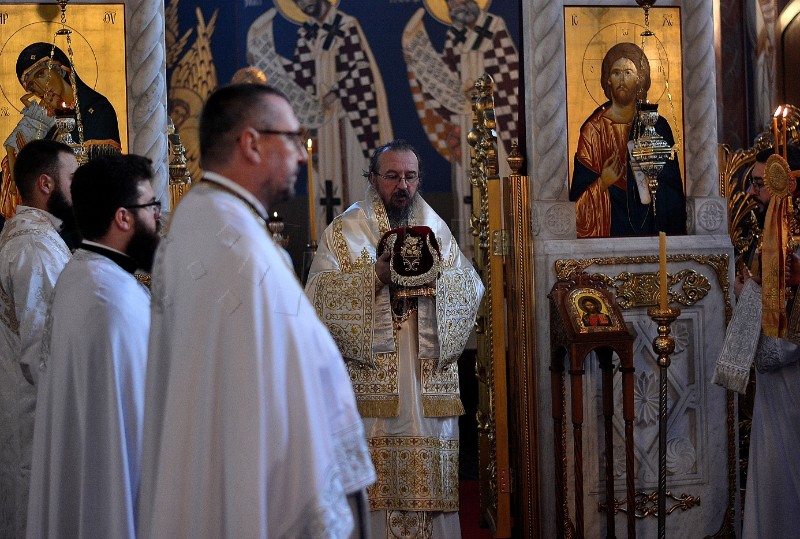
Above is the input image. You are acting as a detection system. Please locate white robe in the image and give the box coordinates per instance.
[0,206,69,538]
[26,248,150,539]
[306,188,484,538]
[137,174,375,538]
[742,340,800,538]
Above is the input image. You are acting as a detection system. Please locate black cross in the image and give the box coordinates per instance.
[471,16,494,50]
[320,180,342,224]
[322,14,345,50]
[302,22,319,40]
[448,26,468,46]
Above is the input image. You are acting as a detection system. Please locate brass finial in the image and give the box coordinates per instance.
[507,140,524,175]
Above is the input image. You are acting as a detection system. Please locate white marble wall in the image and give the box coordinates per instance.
[536,235,734,537]
[521,1,733,535]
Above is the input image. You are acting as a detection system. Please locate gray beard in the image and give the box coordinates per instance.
[386,192,419,228]
[387,204,412,228]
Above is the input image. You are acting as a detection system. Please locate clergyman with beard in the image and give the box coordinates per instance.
[569,41,686,238]
[0,139,76,538]
[26,154,159,538]
[306,139,485,538]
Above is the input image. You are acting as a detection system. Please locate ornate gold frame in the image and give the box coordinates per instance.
[469,73,512,537]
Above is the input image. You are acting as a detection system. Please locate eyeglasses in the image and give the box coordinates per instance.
[254,128,306,150]
[751,179,766,191]
[124,199,162,215]
[373,172,420,185]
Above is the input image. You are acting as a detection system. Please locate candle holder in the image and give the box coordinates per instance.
[54,110,87,164]
[301,240,318,285]
[646,304,681,539]
[168,116,192,208]
[267,214,289,249]
[53,110,76,145]
[630,103,673,217]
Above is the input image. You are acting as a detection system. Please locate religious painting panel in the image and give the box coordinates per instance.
[567,287,624,333]
[564,6,685,238]
[0,3,127,218]
[164,0,520,267]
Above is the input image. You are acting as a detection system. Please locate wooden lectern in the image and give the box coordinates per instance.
[549,272,636,538]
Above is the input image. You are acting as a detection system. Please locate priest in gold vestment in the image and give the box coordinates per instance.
[306,140,483,538]
[569,42,686,238]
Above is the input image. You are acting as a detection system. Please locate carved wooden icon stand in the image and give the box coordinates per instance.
[549,271,636,538]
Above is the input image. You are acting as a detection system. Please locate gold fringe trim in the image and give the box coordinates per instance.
[357,398,399,418]
[421,396,464,417]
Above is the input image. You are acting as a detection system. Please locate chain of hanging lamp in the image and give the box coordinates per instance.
[47,0,87,162]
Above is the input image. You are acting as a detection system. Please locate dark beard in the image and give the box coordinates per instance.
[386,191,417,228]
[48,185,79,249]
[127,218,161,273]
[613,85,637,107]
[450,2,480,27]
[299,0,322,17]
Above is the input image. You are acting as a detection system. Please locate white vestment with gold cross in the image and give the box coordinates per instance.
[306,186,483,538]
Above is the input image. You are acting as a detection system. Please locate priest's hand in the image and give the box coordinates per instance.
[375,251,391,286]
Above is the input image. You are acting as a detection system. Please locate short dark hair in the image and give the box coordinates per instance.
[363,139,424,179]
[756,145,800,170]
[755,148,773,164]
[13,139,74,201]
[71,154,153,240]
[199,83,288,169]
[601,42,651,102]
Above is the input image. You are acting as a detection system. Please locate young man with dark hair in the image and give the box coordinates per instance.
[0,138,76,538]
[27,154,159,538]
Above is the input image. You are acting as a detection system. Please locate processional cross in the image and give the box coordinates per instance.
[320,179,342,224]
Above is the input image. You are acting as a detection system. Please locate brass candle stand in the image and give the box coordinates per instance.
[301,240,318,285]
[646,304,681,539]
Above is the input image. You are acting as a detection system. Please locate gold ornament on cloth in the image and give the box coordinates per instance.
[764,153,795,198]
[378,226,442,291]
[761,153,796,337]
[168,116,192,208]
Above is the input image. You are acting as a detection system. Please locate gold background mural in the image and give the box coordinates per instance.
[564,6,684,186]
[0,3,128,151]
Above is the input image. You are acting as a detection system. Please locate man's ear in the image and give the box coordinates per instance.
[368,172,377,189]
[239,129,261,164]
[114,207,133,232]
[36,173,54,195]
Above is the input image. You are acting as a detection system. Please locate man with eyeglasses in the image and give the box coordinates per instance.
[27,154,159,538]
[716,143,800,538]
[0,139,76,538]
[307,139,484,538]
[747,149,773,224]
[138,83,375,538]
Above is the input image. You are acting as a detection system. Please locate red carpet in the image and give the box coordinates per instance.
[460,480,494,539]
